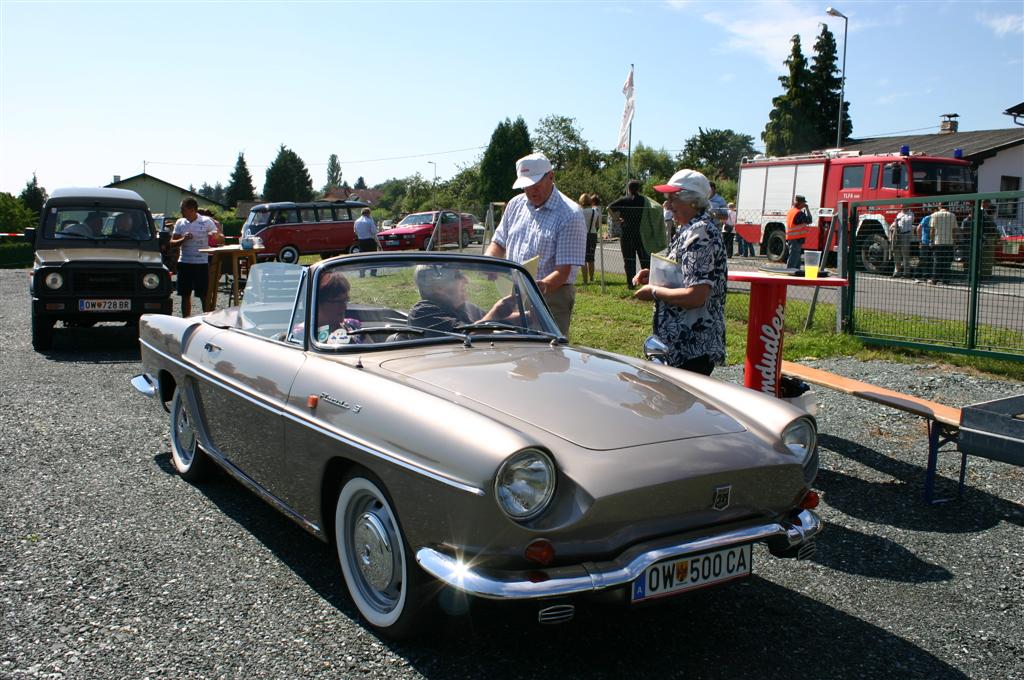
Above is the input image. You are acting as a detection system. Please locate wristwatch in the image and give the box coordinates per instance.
[651,286,659,301]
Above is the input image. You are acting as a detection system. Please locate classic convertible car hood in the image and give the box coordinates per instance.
[35,248,162,265]
[379,345,746,450]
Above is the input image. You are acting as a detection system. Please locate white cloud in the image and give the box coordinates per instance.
[977,12,1024,36]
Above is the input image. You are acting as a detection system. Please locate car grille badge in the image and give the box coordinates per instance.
[711,485,731,511]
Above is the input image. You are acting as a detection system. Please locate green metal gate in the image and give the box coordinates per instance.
[842,191,1024,362]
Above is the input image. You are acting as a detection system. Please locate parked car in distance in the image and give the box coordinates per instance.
[377,210,474,250]
[26,187,172,351]
[131,252,822,638]
[994,223,1024,264]
[241,200,370,263]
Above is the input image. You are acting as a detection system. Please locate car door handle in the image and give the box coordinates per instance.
[204,342,222,353]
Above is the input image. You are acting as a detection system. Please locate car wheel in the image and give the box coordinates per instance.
[348,244,363,254]
[278,245,300,264]
[31,313,53,351]
[765,228,787,262]
[335,473,431,638]
[170,388,211,482]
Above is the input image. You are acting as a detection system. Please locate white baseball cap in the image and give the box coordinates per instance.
[512,152,553,189]
[654,169,711,198]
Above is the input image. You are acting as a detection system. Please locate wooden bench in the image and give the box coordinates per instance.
[780,360,966,504]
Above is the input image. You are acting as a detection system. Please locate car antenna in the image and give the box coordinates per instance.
[354,355,363,369]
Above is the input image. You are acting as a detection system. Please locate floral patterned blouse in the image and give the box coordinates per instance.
[653,209,728,367]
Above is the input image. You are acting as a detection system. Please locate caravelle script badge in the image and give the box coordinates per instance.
[711,485,732,511]
[319,393,361,413]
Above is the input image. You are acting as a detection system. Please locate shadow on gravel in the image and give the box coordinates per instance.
[817,434,1024,532]
[808,521,952,582]
[38,323,141,362]
[152,452,965,680]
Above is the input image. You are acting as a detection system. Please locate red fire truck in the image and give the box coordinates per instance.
[734,149,976,272]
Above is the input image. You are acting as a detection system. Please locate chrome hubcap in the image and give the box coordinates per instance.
[175,401,196,464]
[353,511,394,592]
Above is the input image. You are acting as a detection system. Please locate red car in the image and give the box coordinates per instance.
[377,210,474,250]
[995,224,1024,264]
[241,200,369,263]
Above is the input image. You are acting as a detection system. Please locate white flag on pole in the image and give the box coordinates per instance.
[616,67,634,152]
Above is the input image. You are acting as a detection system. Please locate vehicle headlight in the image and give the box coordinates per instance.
[142,272,161,290]
[782,418,816,463]
[494,449,555,521]
[44,272,64,289]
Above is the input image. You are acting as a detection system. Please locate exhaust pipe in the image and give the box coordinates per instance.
[537,603,575,624]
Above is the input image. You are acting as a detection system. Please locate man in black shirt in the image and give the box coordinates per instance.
[409,265,516,335]
[608,179,650,288]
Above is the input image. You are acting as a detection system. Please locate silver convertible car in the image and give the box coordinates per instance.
[132,253,821,638]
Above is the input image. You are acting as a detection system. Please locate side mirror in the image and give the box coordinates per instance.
[643,335,669,364]
[23,228,36,248]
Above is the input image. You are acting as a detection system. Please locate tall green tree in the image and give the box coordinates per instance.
[19,173,47,215]
[0,192,38,231]
[354,176,367,190]
[762,35,819,156]
[225,152,256,206]
[534,115,594,171]
[323,153,342,194]
[479,117,532,204]
[198,182,214,200]
[677,129,757,181]
[809,24,853,148]
[629,143,676,184]
[263,145,314,203]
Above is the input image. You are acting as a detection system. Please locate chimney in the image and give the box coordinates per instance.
[939,113,959,135]
[112,175,121,183]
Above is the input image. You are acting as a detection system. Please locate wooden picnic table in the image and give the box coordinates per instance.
[200,245,263,310]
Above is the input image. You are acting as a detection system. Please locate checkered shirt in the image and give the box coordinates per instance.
[492,186,586,283]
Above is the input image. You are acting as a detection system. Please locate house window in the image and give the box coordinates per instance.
[998,176,1021,220]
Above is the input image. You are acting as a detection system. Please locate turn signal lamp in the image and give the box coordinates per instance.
[800,490,820,509]
[306,395,319,408]
[525,538,555,566]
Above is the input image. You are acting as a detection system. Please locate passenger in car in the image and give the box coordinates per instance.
[308,269,362,344]
[409,265,516,334]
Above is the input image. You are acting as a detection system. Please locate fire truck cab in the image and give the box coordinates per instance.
[734,149,975,272]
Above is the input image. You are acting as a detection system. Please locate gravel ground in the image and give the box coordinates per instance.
[1,268,1022,680]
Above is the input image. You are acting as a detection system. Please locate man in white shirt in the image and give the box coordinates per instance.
[170,197,220,316]
[353,207,379,277]
[485,152,586,335]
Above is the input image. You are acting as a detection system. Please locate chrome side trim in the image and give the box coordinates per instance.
[416,510,822,601]
[139,338,485,497]
[130,373,157,398]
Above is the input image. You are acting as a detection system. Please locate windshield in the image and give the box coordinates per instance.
[242,210,271,235]
[910,162,975,196]
[236,257,561,347]
[397,213,436,227]
[43,207,154,241]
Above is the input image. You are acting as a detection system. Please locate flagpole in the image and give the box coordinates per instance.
[626,63,633,180]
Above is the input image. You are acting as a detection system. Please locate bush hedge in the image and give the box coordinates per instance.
[0,241,33,268]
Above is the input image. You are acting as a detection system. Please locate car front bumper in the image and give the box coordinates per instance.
[416,509,821,601]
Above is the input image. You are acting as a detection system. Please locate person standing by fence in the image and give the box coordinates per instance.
[609,180,650,289]
[785,195,813,269]
[929,204,957,284]
[579,193,600,285]
[890,207,915,278]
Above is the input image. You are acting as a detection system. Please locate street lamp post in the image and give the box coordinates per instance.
[427,161,437,184]
[826,7,848,148]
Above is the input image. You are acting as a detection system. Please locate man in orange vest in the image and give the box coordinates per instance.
[785,195,813,269]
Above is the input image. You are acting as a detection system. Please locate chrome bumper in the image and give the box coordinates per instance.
[416,509,821,601]
[131,373,157,398]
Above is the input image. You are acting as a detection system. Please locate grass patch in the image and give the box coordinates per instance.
[572,273,1024,381]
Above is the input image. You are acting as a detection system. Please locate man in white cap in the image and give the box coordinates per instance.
[632,169,727,376]
[486,152,586,335]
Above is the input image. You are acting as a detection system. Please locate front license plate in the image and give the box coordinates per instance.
[385,240,399,246]
[79,299,131,312]
[631,544,752,602]
[1004,242,1019,255]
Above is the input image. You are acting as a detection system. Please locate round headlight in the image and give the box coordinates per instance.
[142,272,161,290]
[782,418,817,462]
[494,449,555,521]
[44,272,64,289]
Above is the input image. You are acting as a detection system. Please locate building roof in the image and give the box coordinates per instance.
[105,173,230,208]
[843,128,1024,163]
[323,187,383,205]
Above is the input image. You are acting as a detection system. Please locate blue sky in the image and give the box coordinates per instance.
[2,0,1021,196]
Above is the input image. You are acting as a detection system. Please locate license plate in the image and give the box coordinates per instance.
[631,544,752,602]
[79,299,131,312]
[1004,242,1019,255]
[385,240,399,246]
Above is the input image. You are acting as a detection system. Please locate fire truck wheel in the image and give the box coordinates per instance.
[859,233,891,274]
[765,228,787,262]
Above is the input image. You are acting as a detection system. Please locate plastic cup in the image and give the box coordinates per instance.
[803,250,821,279]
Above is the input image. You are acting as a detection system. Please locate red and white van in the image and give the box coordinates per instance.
[241,200,369,263]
